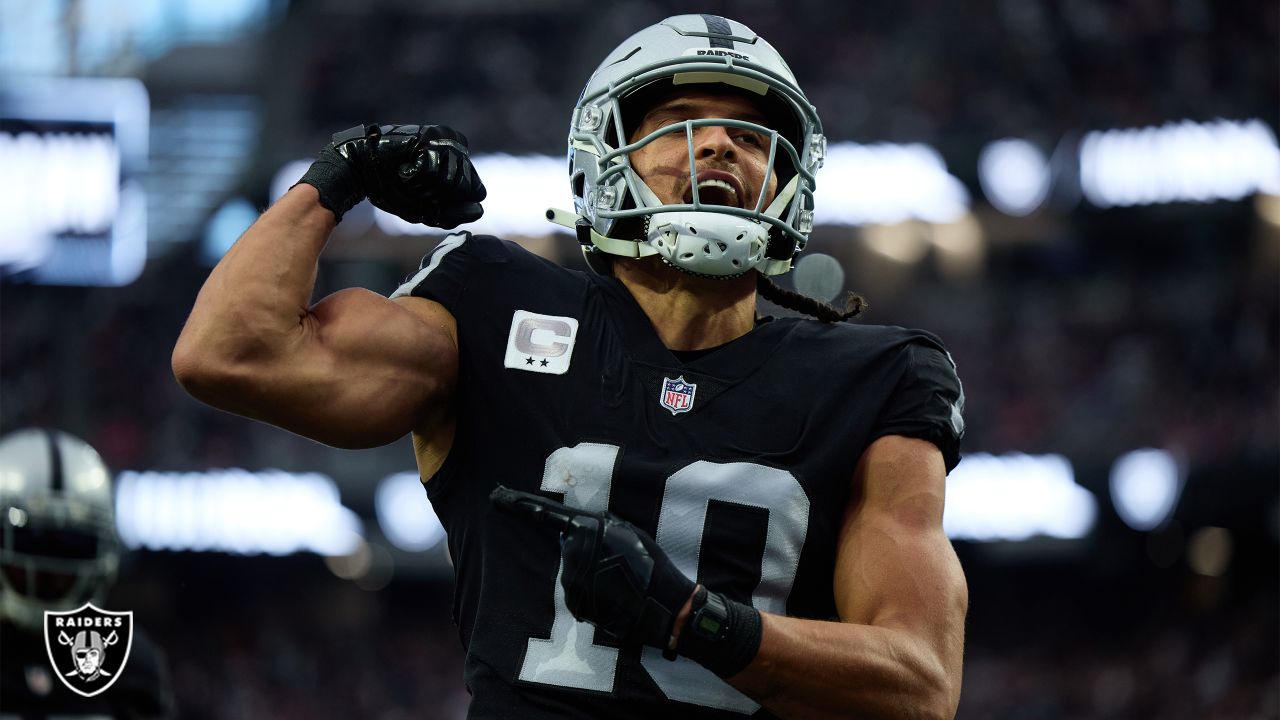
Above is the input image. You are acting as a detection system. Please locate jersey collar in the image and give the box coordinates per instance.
[594,274,796,386]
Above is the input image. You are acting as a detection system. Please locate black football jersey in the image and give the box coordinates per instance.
[392,233,965,719]
[0,623,173,720]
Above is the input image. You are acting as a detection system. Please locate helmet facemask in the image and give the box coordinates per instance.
[1,495,119,630]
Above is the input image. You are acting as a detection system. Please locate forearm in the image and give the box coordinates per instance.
[174,184,334,372]
[727,612,958,720]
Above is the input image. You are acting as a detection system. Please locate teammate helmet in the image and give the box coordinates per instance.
[0,429,120,630]
[565,14,825,278]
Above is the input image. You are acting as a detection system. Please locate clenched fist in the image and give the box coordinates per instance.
[298,123,486,228]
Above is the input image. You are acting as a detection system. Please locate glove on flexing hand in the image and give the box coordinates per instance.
[491,485,762,678]
[298,123,486,227]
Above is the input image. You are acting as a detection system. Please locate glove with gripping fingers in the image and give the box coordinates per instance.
[491,485,762,678]
[297,123,486,227]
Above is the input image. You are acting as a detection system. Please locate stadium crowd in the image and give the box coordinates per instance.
[289,0,1271,160]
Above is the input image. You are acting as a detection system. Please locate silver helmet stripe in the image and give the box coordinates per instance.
[45,428,65,491]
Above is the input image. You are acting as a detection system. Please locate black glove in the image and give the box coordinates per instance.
[297,123,486,228]
[491,485,762,678]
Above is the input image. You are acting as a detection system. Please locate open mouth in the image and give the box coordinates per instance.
[683,170,747,208]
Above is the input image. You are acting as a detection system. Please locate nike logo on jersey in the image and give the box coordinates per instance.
[504,310,579,375]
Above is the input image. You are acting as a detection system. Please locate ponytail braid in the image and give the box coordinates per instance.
[757,274,867,322]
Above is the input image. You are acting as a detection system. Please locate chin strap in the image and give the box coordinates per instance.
[546,207,660,259]
[545,207,578,229]
[763,175,799,218]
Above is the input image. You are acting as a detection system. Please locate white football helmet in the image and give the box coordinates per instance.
[551,14,825,278]
[0,429,119,630]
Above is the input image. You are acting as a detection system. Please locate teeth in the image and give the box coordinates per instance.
[701,176,742,192]
[694,178,739,205]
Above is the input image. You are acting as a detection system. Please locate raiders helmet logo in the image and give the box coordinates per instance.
[43,603,134,697]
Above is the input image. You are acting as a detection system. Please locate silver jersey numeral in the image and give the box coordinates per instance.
[518,446,810,714]
[518,443,621,691]
[641,461,808,714]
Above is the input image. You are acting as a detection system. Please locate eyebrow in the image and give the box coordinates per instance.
[645,100,769,127]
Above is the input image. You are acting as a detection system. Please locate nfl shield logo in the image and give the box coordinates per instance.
[43,603,133,698]
[660,376,697,415]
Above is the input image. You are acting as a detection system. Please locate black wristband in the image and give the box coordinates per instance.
[295,146,364,223]
[676,588,762,678]
[295,126,374,223]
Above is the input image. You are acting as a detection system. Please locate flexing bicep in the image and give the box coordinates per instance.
[834,435,968,703]
[188,289,457,449]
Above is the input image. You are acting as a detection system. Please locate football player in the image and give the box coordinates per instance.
[173,14,968,719]
[0,428,173,719]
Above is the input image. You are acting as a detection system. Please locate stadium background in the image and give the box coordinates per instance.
[1,1,1277,717]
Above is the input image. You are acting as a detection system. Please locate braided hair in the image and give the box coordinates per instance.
[757,274,867,322]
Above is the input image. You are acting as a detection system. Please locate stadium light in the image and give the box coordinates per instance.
[377,153,570,237]
[114,469,364,556]
[944,453,1097,542]
[271,159,314,205]
[978,138,1051,216]
[1186,526,1232,577]
[1109,448,1184,531]
[1080,118,1280,208]
[814,142,971,225]
[0,78,149,286]
[201,197,259,265]
[374,471,446,552]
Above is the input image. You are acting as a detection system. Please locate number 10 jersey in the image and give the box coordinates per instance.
[391,233,965,719]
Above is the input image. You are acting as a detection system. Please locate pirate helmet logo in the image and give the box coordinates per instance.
[43,602,133,697]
